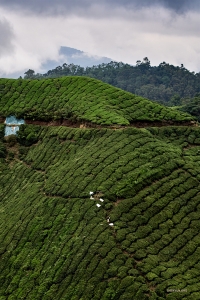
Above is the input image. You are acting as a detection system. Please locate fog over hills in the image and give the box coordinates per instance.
[2,47,112,79]
[41,46,112,72]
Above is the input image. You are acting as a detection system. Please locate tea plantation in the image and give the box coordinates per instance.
[0,77,200,299]
[0,77,193,125]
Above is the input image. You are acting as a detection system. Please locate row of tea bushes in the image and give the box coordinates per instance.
[0,77,194,125]
[147,126,200,148]
[0,162,149,299]
[0,125,200,299]
[0,125,6,159]
[22,126,185,199]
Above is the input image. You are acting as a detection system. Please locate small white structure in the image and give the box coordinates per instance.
[90,196,94,200]
[4,116,25,136]
[99,198,104,202]
[96,204,101,208]
[109,223,114,226]
[89,191,94,195]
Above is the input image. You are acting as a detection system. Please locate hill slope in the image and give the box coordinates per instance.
[0,123,200,299]
[0,77,193,126]
[0,77,199,299]
[26,60,200,106]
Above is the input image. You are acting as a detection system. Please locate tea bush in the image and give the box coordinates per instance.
[0,77,194,125]
[0,141,6,158]
[0,115,200,299]
[17,124,41,146]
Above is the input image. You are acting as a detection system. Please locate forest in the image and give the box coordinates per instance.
[0,77,200,299]
[23,58,200,108]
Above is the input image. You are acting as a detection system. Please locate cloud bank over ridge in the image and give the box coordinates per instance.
[1,0,200,15]
[0,0,200,77]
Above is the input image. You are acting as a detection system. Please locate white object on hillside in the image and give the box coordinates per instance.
[90,196,94,200]
[99,198,104,202]
[96,204,101,208]
[89,191,94,195]
[109,223,114,226]
[5,116,25,125]
[4,115,25,137]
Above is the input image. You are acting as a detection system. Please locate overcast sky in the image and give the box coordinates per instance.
[0,0,200,77]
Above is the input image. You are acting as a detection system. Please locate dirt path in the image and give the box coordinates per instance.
[25,119,198,128]
[1,117,198,129]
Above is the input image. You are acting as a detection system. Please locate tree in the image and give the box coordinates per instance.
[169,94,181,106]
[136,57,151,71]
[24,69,35,79]
[136,60,142,66]
[143,57,151,66]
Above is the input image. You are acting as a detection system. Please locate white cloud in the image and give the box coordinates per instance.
[0,16,15,56]
[0,0,200,16]
[0,4,200,77]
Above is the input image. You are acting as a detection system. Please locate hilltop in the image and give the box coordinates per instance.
[23,59,200,108]
[0,76,194,126]
[0,77,200,299]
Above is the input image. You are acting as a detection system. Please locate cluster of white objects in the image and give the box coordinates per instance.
[89,191,114,227]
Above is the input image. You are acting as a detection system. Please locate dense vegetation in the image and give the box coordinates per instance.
[24,58,200,106]
[0,123,200,299]
[180,95,200,122]
[0,77,200,299]
[0,77,193,125]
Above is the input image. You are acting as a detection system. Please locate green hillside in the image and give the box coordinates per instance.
[0,124,200,299]
[0,77,193,125]
[26,60,200,106]
[0,77,200,299]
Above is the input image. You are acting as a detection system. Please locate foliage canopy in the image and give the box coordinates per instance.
[24,59,200,106]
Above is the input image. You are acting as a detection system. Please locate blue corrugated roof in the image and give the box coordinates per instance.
[5,126,20,136]
[4,116,25,136]
[5,116,25,125]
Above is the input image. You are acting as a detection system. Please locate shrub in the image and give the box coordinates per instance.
[0,142,6,157]
[17,124,40,146]
[4,135,17,147]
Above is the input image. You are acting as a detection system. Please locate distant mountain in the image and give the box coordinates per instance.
[0,46,112,79]
[41,46,112,71]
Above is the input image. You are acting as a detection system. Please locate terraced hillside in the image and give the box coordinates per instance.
[0,77,194,125]
[0,124,200,299]
[0,77,200,299]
